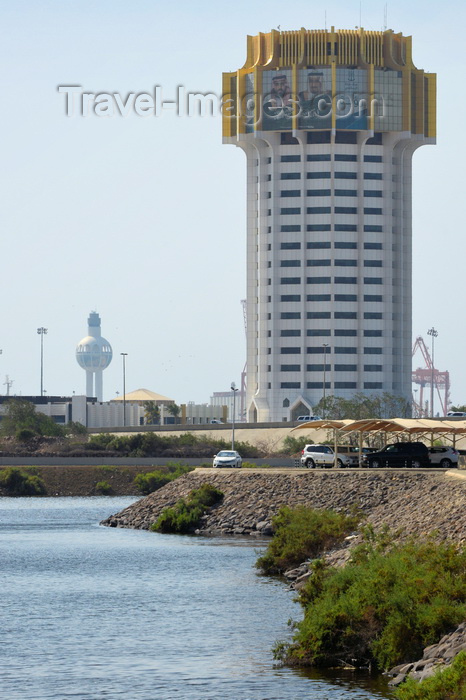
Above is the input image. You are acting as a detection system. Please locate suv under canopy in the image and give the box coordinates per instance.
[300,444,358,469]
[365,442,429,469]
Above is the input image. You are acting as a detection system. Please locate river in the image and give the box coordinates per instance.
[0,497,394,699]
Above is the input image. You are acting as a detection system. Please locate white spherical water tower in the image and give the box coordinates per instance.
[76,312,113,401]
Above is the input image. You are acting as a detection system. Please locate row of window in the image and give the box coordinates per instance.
[276,226,383,234]
[280,260,382,267]
[278,347,383,354]
[280,190,383,198]
[280,364,382,371]
[280,154,383,163]
[279,382,382,389]
[279,172,382,180]
[280,207,382,215]
[278,329,383,336]
[281,242,382,250]
[279,277,383,284]
[279,312,382,319]
[279,294,380,302]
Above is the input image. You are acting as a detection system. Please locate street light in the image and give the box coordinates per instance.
[231,382,239,450]
[322,343,329,418]
[121,353,128,427]
[37,328,48,397]
[427,327,438,418]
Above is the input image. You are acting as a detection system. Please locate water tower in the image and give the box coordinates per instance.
[76,312,113,401]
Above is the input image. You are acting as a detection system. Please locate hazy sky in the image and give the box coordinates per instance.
[0,0,464,410]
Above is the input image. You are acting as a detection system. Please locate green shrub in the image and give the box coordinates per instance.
[16,428,37,442]
[65,421,87,436]
[281,435,314,455]
[95,480,113,495]
[256,506,361,575]
[87,432,260,458]
[151,483,223,534]
[278,533,466,671]
[133,464,193,495]
[394,651,466,699]
[0,467,46,496]
[1,399,65,438]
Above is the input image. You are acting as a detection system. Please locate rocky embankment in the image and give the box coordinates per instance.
[102,469,466,548]
[386,622,466,686]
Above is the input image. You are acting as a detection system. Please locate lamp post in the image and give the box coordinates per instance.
[322,343,329,418]
[231,382,239,450]
[121,353,128,427]
[37,328,48,397]
[427,328,438,418]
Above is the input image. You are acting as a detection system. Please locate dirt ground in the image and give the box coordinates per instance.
[0,465,157,497]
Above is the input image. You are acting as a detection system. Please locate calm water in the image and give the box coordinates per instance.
[0,498,394,700]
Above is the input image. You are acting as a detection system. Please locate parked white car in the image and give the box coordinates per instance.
[300,444,358,468]
[428,446,459,468]
[213,450,242,468]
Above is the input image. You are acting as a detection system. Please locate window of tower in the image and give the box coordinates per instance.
[307,224,331,231]
[335,223,357,230]
[307,329,331,337]
[335,189,357,197]
[307,294,331,301]
[335,209,357,216]
[307,241,331,249]
[307,172,331,179]
[307,311,331,319]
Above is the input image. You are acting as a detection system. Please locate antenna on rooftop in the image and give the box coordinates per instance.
[325,11,327,30]
[360,1,362,28]
[4,375,13,396]
[383,4,388,30]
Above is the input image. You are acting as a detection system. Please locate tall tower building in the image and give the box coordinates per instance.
[76,312,113,401]
[223,27,436,422]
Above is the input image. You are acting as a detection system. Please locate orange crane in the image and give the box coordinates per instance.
[412,336,450,416]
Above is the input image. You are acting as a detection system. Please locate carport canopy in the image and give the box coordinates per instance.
[291,418,466,468]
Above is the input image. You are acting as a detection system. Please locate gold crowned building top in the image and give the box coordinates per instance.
[222,27,436,139]
[242,27,414,70]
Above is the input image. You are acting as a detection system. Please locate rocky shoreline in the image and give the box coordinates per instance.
[102,469,466,548]
[386,623,466,687]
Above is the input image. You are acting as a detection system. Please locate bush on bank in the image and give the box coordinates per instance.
[277,529,466,672]
[0,467,47,496]
[88,432,260,458]
[133,463,193,495]
[150,483,224,534]
[256,505,361,575]
[394,651,466,699]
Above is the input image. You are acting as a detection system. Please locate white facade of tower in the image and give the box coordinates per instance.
[223,28,436,422]
[76,312,113,401]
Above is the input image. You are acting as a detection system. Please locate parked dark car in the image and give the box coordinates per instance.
[365,442,430,468]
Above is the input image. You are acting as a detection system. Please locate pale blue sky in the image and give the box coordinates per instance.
[0,0,464,410]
